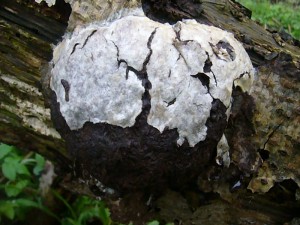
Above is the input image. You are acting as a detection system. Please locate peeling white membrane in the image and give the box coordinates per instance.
[35,0,56,7]
[51,14,254,147]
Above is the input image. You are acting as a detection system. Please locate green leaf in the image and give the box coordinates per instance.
[4,180,30,197]
[33,154,45,175]
[61,218,77,225]
[2,157,18,181]
[77,210,92,224]
[77,205,110,225]
[52,190,76,219]
[0,201,15,220]
[0,144,12,160]
[147,221,160,225]
[99,207,111,225]
[16,163,30,176]
[13,198,40,208]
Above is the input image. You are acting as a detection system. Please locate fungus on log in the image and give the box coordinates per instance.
[1,0,300,224]
[46,9,254,195]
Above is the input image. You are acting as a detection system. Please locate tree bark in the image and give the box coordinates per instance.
[0,0,299,224]
[0,0,71,165]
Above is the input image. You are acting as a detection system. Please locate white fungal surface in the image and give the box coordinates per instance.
[35,0,56,7]
[50,12,254,147]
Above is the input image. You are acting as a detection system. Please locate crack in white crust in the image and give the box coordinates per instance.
[50,14,254,147]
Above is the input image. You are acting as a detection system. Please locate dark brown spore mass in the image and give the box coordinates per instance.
[49,90,227,196]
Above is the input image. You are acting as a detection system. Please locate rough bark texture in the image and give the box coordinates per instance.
[0,0,71,166]
[0,0,299,224]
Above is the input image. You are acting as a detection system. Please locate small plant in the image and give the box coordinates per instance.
[0,143,174,225]
[0,143,50,222]
[54,192,112,225]
[0,143,113,225]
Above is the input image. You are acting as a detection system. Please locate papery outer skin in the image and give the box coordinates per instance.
[50,14,254,147]
[35,0,56,7]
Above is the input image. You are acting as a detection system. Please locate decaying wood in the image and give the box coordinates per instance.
[0,0,299,224]
[0,0,70,165]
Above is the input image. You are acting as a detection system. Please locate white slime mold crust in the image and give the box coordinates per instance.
[50,14,254,147]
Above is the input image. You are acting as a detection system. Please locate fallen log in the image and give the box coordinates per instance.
[0,0,299,224]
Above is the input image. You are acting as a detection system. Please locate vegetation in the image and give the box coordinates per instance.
[0,143,111,224]
[237,0,300,39]
[0,143,47,223]
[0,143,172,225]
